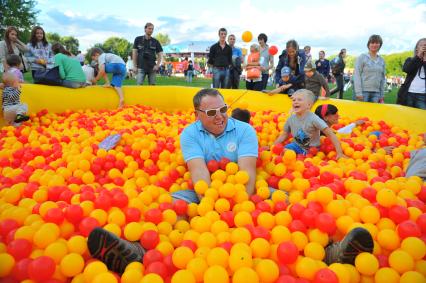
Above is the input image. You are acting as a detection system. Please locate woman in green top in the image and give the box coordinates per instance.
[51,43,86,88]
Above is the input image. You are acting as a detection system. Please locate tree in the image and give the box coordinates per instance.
[156,33,171,46]
[0,0,39,42]
[102,37,132,60]
[46,32,62,44]
[62,36,79,55]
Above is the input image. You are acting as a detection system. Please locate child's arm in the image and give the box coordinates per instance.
[267,84,292,95]
[273,131,289,146]
[92,64,110,86]
[322,127,346,159]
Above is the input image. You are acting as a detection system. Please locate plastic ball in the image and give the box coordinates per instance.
[60,253,85,277]
[7,239,32,260]
[313,268,339,283]
[388,249,414,274]
[171,269,196,283]
[28,256,56,281]
[172,246,193,269]
[401,237,426,260]
[0,253,15,277]
[296,256,318,280]
[354,252,379,276]
[233,267,259,283]
[140,230,160,249]
[140,273,164,283]
[374,267,400,283]
[255,259,279,283]
[400,271,426,283]
[277,241,299,264]
[204,265,229,283]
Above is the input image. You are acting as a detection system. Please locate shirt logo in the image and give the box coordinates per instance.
[227,142,237,152]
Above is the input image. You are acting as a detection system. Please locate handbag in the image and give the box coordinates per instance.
[33,66,63,86]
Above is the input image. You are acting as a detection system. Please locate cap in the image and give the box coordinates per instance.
[304,62,315,72]
[281,66,291,77]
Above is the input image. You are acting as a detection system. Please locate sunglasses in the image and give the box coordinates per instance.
[197,104,228,117]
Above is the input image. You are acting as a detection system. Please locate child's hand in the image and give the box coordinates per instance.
[355,120,366,126]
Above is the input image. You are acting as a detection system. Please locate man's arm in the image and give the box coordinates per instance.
[154,52,163,71]
[187,158,211,200]
[132,49,138,70]
[238,157,257,196]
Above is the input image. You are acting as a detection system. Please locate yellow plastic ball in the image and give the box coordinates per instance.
[401,237,426,260]
[0,253,15,277]
[304,242,325,260]
[355,252,379,276]
[400,271,426,283]
[388,249,414,274]
[233,267,259,283]
[374,267,400,283]
[204,265,229,283]
[60,253,85,277]
[172,246,194,269]
[255,259,279,283]
[171,270,196,283]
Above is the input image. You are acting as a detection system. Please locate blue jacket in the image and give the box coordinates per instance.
[275,50,306,86]
[315,59,330,78]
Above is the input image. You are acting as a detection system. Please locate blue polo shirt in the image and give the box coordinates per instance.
[232,47,243,58]
[180,118,258,162]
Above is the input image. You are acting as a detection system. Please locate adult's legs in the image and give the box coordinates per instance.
[246,80,254,90]
[62,80,86,88]
[253,81,263,91]
[147,70,156,85]
[222,69,230,89]
[407,92,426,109]
[261,73,269,90]
[363,91,380,103]
[136,68,147,85]
[212,68,221,88]
[330,74,344,99]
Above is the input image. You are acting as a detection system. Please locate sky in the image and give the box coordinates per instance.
[35,0,426,57]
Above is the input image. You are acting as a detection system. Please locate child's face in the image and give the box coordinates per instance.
[282,75,290,82]
[91,53,100,61]
[305,70,314,78]
[325,113,339,125]
[292,93,312,115]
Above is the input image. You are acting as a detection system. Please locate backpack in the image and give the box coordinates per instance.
[330,57,342,74]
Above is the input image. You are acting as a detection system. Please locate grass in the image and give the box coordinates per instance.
[22,72,399,104]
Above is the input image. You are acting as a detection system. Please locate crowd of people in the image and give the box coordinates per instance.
[0,23,425,277]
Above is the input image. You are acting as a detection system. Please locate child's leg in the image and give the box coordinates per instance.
[114,87,124,108]
[109,64,126,108]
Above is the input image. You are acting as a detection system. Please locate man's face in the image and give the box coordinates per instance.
[228,36,235,47]
[319,51,325,59]
[219,31,227,41]
[258,38,265,46]
[304,47,311,54]
[145,25,154,36]
[91,53,100,62]
[195,95,228,136]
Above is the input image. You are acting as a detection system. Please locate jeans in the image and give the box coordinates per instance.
[228,69,240,89]
[362,91,380,103]
[406,92,426,110]
[186,70,193,83]
[261,73,269,90]
[212,67,230,88]
[330,74,344,99]
[246,80,263,91]
[62,80,86,88]
[137,68,156,85]
[171,190,200,204]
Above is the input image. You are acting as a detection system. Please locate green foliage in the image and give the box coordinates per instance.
[101,37,132,60]
[46,32,79,55]
[156,33,171,46]
[0,0,39,42]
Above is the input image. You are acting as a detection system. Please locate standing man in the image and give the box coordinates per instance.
[304,45,312,64]
[227,34,243,89]
[258,33,274,90]
[132,22,164,85]
[208,28,232,88]
[315,50,331,80]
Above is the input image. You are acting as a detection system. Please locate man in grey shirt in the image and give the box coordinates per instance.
[258,33,274,90]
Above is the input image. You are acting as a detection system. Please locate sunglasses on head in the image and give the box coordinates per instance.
[197,104,228,117]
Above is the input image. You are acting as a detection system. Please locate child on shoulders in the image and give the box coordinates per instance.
[90,48,126,108]
[272,89,346,158]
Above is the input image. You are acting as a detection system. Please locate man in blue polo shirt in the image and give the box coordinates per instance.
[172,88,258,203]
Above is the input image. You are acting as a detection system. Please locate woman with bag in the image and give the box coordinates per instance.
[0,26,29,73]
[25,26,54,80]
[397,38,426,109]
[245,44,263,91]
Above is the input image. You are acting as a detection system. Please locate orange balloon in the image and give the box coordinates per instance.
[242,31,253,42]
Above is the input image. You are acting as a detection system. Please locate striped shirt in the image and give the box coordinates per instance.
[2,87,21,108]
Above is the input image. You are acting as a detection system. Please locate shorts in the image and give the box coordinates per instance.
[105,63,126,87]
[285,142,307,155]
[171,190,200,204]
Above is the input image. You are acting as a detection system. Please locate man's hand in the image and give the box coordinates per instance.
[133,67,138,74]
[153,65,159,71]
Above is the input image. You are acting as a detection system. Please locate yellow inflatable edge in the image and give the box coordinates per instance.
[1,84,425,133]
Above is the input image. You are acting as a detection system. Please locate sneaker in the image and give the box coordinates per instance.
[87,227,145,273]
[325,227,374,265]
[14,114,30,123]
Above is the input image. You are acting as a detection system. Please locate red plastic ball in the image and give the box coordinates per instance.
[144,208,163,224]
[7,239,32,260]
[301,208,318,228]
[289,203,305,220]
[65,204,84,223]
[277,241,299,264]
[397,220,422,239]
[276,275,297,283]
[143,249,164,266]
[313,268,338,283]
[124,207,141,222]
[389,205,409,224]
[140,230,160,249]
[78,217,99,237]
[181,240,197,253]
[416,213,426,233]
[173,200,188,216]
[0,219,19,238]
[145,261,169,279]
[315,212,337,235]
[28,256,56,281]
[44,208,65,224]
[11,258,32,281]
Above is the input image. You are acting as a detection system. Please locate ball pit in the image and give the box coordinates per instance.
[0,85,426,282]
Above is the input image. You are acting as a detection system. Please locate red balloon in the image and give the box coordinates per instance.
[173,200,188,216]
[389,205,409,224]
[397,220,422,239]
[7,239,32,260]
[314,268,339,283]
[12,258,32,281]
[315,212,337,235]
[65,204,84,223]
[145,261,169,279]
[28,256,56,281]
[143,249,164,266]
[269,45,278,56]
[277,241,299,264]
[140,230,160,249]
[78,217,99,237]
[145,208,163,224]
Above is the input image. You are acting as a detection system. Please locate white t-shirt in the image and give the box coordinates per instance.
[408,67,426,94]
[82,65,94,84]
[98,53,125,65]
